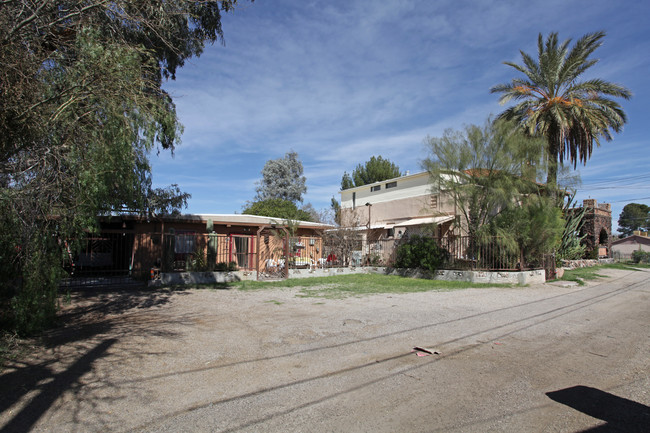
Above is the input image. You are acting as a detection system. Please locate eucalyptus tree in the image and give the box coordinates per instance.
[255,151,308,204]
[491,31,631,192]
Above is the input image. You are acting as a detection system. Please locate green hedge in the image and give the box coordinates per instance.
[394,235,450,273]
[631,249,650,264]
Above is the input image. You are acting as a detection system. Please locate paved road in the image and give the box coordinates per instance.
[1,268,648,432]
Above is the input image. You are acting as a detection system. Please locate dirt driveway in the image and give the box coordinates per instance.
[1,268,649,432]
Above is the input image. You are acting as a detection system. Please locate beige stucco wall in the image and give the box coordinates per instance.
[611,242,650,258]
[340,171,456,229]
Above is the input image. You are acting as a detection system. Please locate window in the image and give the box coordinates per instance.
[353,192,356,209]
[430,195,438,210]
[371,185,381,192]
[175,231,196,254]
[385,181,397,189]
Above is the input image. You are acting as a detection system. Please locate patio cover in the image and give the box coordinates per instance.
[382,215,454,229]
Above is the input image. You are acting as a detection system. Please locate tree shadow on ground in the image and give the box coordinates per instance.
[546,385,650,432]
[0,287,193,432]
[0,339,116,433]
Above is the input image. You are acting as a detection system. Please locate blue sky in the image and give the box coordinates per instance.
[153,0,650,233]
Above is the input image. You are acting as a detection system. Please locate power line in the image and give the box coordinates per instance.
[578,173,650,188]
[609,196,650,203]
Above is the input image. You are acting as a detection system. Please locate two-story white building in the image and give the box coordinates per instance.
[339,171,457,241]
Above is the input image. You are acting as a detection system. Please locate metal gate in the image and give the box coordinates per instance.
[60,231,146,289]
[257,228,288,281]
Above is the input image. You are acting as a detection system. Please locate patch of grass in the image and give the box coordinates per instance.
[232,274,512,299]
[604,262,650,270]
[558,262,648,285]
[264,300,283,305]
[560,268,606,285]
[607,262,650,271]
[162,282,234,291]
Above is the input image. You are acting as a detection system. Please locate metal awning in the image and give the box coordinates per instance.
[337,215,455,231]
[392,215,454,228]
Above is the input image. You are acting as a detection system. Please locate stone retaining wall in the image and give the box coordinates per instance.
[386,268,546,285]
[561,258,614,270]
[151,266,546,287]
[150,270,256,287]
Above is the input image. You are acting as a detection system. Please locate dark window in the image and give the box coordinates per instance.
[175,231,196,254]
[352,192,356,209]
[385,181,397,189]
[599,228,608,245]
[371,185,381,192]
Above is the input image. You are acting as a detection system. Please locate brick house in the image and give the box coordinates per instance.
[71,214,332,281]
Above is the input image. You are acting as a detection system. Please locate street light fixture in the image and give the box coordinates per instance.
[365,202,372,229]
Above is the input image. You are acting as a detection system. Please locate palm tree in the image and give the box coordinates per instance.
[491,31,631,192]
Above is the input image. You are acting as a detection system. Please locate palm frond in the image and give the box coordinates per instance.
[492,31,630,185]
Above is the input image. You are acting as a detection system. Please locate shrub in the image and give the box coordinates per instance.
[185,248,207,272]
[631,249,650,264]
[364,253,382,266]
[215,261,239,272]
[393,235,449,273]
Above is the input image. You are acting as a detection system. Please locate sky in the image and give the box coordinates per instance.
[152,0,650,233]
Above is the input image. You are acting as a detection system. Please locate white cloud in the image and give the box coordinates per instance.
[151,0,650,221]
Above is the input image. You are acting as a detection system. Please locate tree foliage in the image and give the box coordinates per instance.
[145,185,192,217]
[491,31,631,191]
[423,118,546,239]
[255,151,307,204]
[243,198,312,222]
[0,0,248,335]
[330,197,342,226]
[482,195,563,268]
[341,155,401,190]
[618,203,650,237]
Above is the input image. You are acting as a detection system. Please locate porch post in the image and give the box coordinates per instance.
[256,225,268,281]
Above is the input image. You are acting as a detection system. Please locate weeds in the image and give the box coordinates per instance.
[0,331,30,371]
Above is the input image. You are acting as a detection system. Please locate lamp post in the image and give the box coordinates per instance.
[365,202,372,229]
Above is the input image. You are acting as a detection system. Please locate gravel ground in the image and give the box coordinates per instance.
[1,268,649,432]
